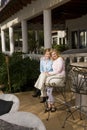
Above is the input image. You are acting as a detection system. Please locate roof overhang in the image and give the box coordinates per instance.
[52,0,87,24]
[0,0,87,27]
[0,0,37,23]
[28,0,87,25]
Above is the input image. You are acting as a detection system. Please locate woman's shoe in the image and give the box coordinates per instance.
[45,107,51,113]
[32,89,41,97]
[40,97,47,103]
[51,107,56,112]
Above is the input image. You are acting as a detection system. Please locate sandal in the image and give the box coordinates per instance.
[51,107,56,112]
[45,107,51,113]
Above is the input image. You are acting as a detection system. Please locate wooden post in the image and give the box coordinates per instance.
[5,55,11,92]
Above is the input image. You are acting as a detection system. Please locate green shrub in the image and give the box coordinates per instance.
[0,52,40,93]
[9,53,39,92]
[0,53,8,86]
[52,44,69,53]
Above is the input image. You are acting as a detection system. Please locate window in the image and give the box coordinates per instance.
[72,31,78,49]
[52,37,57,44]
[71,30,87,49]
[80,31,87,48]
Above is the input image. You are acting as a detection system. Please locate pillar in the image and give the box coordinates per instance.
[1,29,6,53]
[43,9,52,49]
[9,26,14,54]
[21,20,28,53]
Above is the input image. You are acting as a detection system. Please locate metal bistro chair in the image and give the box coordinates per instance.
[44,75,70,121]
[45,72,75,122]
[62,65,87,129]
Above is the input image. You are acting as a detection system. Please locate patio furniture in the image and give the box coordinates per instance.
[62,63,87,129]
[0,94,20,113]
[0,111,46,130]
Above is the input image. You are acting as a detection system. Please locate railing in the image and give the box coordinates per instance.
[24,52,87,64]
[23,53,42,61]
[61,53,87,64]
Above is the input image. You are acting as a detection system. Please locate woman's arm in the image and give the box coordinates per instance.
[48,57,64,75]
[40,57,45,73]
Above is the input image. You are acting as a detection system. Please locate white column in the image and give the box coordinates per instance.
[43,9,52,49]
[85,31,87,47]
[21,20,28,53]
[57,37,60,45]
[9,26,14,54]
[77,31,80,48]
[1,29,6,53]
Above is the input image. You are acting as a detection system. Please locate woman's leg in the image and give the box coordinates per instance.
[34,73,47,90]
[45,75,64,112]
[32,88,41,97]
[33,73,46,98]
[33,73,48,102]
[46,87,54,104]
[45,87,56,112]
[40,87,47,103]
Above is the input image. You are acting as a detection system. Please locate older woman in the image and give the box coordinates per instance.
[45,49,65,112]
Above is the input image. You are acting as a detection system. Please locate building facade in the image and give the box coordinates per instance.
[0,0,87,55]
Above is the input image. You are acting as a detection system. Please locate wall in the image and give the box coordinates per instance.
[66,14,87,48]
[66,14,87,31]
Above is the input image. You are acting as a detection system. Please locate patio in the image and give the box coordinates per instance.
[13,91,85,130]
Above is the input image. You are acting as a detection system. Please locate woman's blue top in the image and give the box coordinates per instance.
[40,57,53,73]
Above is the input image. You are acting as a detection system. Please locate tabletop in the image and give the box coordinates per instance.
[70,62,87,68]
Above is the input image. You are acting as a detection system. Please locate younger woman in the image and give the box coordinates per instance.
[33,48,53,103]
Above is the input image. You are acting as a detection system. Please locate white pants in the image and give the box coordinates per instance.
[34,73,47,97]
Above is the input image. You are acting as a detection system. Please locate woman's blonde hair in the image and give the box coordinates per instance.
[43,48,51,55]
[50,49,60,57]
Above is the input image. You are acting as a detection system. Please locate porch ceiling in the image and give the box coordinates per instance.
[52,0,87,24]
[0,0,37,23]
[28,0,87,25]
[0,0,87,25]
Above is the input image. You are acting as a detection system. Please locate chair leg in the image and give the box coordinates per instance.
[46,111,51,121]
[44,100,51,121]
[62,108,75,128]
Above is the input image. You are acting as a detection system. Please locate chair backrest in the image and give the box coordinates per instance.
[69,67,87,95]
[0,94,20,113]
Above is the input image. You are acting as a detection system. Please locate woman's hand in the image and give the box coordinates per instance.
[45,72,50,76]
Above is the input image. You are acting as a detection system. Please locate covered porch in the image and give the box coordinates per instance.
[0,1,87,130]
[0,0,87,55]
